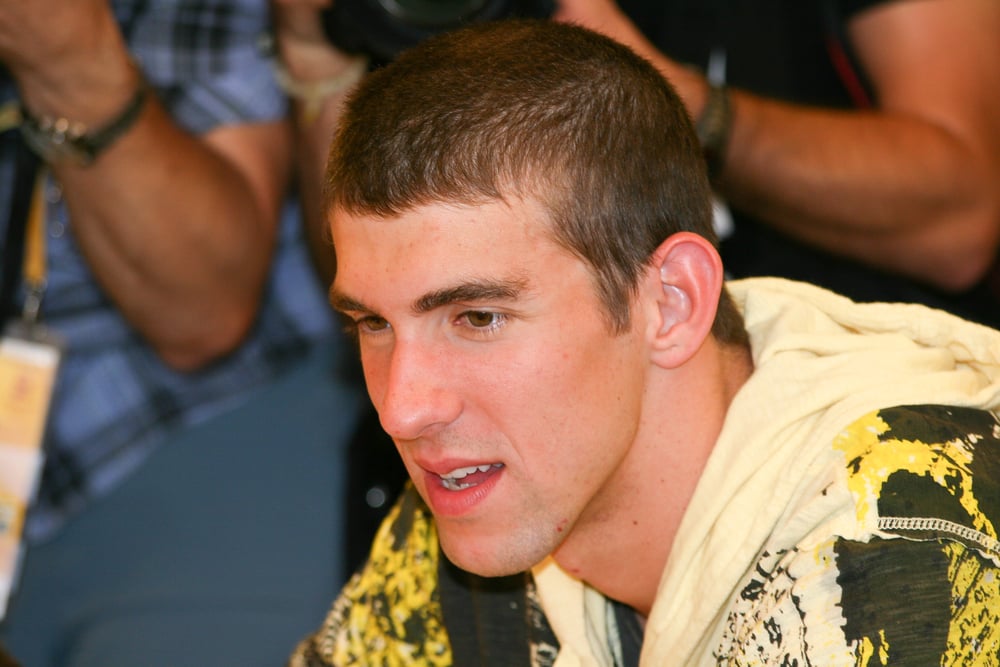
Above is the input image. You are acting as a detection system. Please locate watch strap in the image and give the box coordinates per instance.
[694,83,732,183]
[19,82,148,166]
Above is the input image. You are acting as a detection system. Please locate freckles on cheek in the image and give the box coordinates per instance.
[360,352,390,398]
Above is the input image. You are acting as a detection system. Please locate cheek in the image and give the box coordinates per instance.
[556,341,645,466]
[359,347,390,406]
[499,333,644,446]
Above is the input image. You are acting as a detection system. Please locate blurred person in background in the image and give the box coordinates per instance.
[558,0,1000,327]
[275,0,1000,328]
[269,0,407,575]
[0,1,363,665]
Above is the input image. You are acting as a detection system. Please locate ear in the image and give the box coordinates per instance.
[640,232,724,369]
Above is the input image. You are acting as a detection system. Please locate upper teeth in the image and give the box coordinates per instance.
[442,464,496,480]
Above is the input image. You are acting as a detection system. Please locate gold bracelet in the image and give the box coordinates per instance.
[271,55,368,124]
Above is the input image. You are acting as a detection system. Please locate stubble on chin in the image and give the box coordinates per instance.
[437,524,559,580]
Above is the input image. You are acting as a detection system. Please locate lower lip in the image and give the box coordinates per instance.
[421,466,503,518]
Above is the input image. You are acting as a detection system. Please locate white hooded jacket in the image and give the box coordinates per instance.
[536,277,1000,666]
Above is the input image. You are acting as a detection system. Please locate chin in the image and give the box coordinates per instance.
[439,534,545,579]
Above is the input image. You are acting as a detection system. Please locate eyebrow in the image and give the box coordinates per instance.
[328,290,369,315]
[329,277,528,316]
[413,279,527,313]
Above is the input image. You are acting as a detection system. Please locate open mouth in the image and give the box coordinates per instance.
[438,463,504,490]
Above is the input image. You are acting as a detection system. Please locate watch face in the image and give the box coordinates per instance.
[20,119,91,164]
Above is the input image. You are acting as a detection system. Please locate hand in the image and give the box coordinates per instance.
[271,0,332,54]
[270,0,359,72]
[553,0,653,58]
[0,0,137,122]
[553,0,706,114]
[553,0,630,37]
[0,0,120,80]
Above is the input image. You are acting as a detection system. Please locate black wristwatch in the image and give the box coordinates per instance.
[695,82,732,182]
[19,83,148,166]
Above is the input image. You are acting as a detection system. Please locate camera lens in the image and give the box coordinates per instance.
[376,0,490,28]
[322,0,555,65]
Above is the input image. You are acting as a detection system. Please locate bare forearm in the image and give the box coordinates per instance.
[646,49,1000,291]
[718,94,1000,289]
[6,4,288,368]
[271,0,367,287]
[555,0,1000,292]
[291,88,348,287]
[54,104,282,368]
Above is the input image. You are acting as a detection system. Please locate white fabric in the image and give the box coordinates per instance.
[536,277,1000,666]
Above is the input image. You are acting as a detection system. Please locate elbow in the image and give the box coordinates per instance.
[923,209,1000,293]
[932,249,997,293]
[909,135,1000,292]
[155,307,257,373]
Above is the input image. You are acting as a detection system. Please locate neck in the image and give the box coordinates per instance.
[552,337,753,615]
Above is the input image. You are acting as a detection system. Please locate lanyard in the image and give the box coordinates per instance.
[21,167,48,325]
[0,112,61,628]
[0,99,48,326]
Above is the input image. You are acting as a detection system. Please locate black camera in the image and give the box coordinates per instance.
[322,0,556,65]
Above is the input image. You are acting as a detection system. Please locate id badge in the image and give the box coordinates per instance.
[0,320,62,622]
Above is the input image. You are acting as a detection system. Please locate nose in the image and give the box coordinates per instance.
[372,339,463,441]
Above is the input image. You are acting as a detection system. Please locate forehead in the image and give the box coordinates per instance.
[332,194,551,242]
[330,197,575,299]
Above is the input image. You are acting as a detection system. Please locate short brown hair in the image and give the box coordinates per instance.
[326,19,746,344]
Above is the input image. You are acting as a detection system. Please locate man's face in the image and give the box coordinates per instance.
[330,197,651,577]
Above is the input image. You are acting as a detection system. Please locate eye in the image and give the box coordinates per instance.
[354,315,391,335]
[461,310,506,331]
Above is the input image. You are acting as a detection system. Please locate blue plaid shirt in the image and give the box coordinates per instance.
[0,0,336,541]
